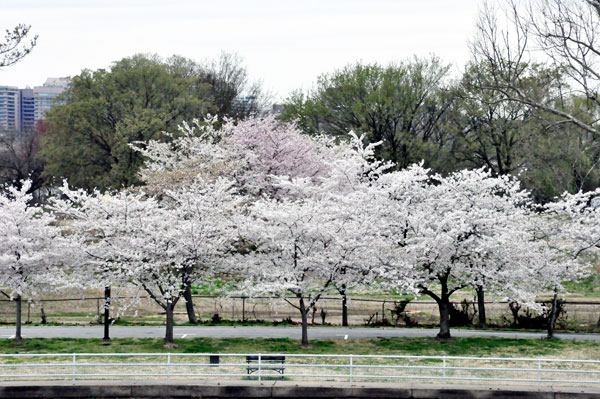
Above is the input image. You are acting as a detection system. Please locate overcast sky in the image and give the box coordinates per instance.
[1,0,482,100]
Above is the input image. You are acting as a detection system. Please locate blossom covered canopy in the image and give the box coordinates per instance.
[0,181,66,298]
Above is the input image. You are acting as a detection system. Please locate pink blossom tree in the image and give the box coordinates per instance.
[133,115,331,197]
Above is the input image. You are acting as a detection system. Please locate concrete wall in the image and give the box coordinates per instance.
[0,382,597,399]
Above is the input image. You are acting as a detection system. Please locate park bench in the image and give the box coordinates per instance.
[246,355,286,375]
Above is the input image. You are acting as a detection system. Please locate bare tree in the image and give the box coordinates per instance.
[198,52,270,119]
[167,52,271,120]
[0,127,45,197]
[0,24,37,68]
[471,0,600,136]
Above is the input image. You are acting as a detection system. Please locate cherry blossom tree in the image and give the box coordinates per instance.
[321,133,392,326]
[134,114,331,197]
[133,115,333,322]
[370,163,585,339]
[238,187,380,346]
[447,172,535,329]
[225,115,332,197]
[50,185,146,341]
[543,190,599,332]
[526,230,581,339]
[235,133,388,345]
[0,180,66,342]
[546,189,600,259]
[378,168,543,338]
[52,178,240,346]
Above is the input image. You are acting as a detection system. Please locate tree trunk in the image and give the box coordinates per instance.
[476,286,487,328]
[183,285,198,324]
[299,298,309,346]
[102,286,111,342]
[341,288,348,327]
[509,301,520,327]
[14,295,22,343]
[435,277,452,339]
[165,302,175,346]
[437,298,451,339]
[547,290,559,340]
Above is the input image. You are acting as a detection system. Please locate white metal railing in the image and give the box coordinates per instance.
[0,353,598,387]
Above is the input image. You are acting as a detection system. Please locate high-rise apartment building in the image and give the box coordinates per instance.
[19,88,35,132]
[0,86,20,131]
[33,77,69,121]
[0,78,70,133]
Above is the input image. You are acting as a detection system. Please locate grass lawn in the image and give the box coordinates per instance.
[0,336,598,359]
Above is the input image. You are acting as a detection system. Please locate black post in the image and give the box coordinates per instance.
[242,296,246,322]
[341,295,348,326]
[102,286,111,342]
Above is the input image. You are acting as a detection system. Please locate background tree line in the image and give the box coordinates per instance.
[4,0,600,204]
[279,56,600,203]
[279,0,600,204]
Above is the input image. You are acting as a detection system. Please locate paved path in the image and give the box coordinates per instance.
[1,325,599,340]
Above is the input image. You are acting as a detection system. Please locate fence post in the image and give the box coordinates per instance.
[242,296,246,322]
[167,353,171,381]
[537,359,541,389]
[442,356,446,384]
[72,354,76,383]
[349,355,353,384]
[258,354,262,383]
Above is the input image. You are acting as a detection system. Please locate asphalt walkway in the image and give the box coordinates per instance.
[1,325,599,340]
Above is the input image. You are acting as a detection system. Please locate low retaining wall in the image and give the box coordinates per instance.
[0,381,597,399]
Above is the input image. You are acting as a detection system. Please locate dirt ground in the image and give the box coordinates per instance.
[1,288,598,331]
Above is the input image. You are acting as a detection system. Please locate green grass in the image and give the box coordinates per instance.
[563,273,600,297]
[190,280,240,296]
[0,337,598,359]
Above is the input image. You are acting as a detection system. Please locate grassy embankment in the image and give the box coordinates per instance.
[0,336,599,359]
